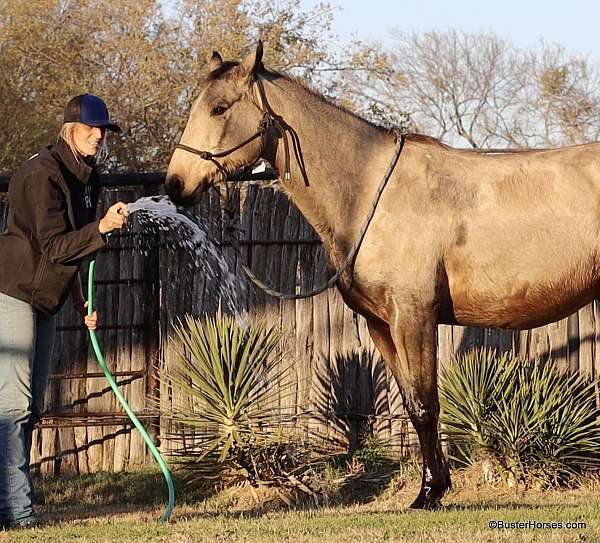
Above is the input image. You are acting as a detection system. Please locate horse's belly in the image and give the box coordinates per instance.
[449,270,600,330]
[444,213,600,329]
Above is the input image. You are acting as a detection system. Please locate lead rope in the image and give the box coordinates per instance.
[234,131,405,300]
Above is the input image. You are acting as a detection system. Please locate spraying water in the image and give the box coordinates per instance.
[125,195,241,309]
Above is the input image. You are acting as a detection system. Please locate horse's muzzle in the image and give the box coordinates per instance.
[165,174,203,208]
[165,174,183,202]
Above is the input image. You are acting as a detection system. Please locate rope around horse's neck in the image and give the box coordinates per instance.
[172,75,405,300]
[235,131,405,300]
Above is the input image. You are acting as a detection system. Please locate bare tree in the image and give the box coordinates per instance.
[523,43,600,146]
[336,30,533,148]
[335,30,600,150]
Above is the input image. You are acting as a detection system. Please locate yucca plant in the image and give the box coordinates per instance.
[160,311,325,494]
[439,348,600,487]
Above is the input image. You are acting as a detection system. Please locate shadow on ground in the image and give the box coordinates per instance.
[31,466,600,528]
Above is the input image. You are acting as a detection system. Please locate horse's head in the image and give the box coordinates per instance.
[165,42,266,207]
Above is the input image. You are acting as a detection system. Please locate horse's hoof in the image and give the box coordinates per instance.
[409,495,444,510]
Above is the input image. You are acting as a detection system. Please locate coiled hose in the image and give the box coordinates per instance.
[87,259,175,522]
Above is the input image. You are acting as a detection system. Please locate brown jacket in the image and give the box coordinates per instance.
[0,138,106,314]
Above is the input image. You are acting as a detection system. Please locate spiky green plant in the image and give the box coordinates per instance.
[439,348,600,487]
[160,311,326,492]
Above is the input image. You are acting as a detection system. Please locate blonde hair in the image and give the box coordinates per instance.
[59,122,109,165]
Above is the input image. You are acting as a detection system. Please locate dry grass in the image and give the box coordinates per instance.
[0,467,598,542]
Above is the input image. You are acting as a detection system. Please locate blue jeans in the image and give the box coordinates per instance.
[0,293,56,524]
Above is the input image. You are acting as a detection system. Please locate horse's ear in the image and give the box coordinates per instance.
[239,40,263,80]
[209,51,223,72]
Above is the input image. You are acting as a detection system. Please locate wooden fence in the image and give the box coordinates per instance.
[1,173,599,474]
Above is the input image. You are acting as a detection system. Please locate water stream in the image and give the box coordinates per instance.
[125,195,240,310]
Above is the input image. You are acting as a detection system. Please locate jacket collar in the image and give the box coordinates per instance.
[50,137,94,185]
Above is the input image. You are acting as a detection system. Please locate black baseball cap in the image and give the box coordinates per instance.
[63,94,121,132]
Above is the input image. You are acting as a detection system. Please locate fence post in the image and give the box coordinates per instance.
[142,179,162,457]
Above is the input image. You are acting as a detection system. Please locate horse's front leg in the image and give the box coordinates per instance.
[374,304,450,509]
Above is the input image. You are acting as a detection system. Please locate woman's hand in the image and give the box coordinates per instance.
[99,201,128,234]
[76,301,98,330]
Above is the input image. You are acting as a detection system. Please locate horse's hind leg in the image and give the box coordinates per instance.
[367,310,451,509]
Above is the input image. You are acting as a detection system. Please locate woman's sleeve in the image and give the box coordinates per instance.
[32,174,106,264]
[71,271,86,306]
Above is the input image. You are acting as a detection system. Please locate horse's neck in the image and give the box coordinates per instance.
[262,76,394,257]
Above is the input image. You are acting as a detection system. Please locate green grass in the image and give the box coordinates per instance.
[1,467,598,542]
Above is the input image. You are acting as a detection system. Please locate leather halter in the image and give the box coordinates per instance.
[174,77,296,183]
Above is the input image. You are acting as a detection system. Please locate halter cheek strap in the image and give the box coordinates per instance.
[174,77,297,183]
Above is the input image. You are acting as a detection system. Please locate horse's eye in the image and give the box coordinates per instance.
[211,105,228,116]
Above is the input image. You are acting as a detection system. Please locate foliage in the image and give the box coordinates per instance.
[5,2,600,178]
[0,0,341,175]
[439,348,600,488]
[352,435,396,471]
[160,311,327,498]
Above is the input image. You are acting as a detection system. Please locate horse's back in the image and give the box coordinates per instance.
[439,142,600,328]
[356,138,600,329]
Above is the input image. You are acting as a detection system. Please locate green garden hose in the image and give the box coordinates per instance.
[87,259,175,523]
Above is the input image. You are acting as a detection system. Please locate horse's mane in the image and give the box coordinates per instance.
[206,62,458,148]
[206,61,393,134]
[403,133,452,149]
[207,61,240,81]
[264,69,391,134]
[208,60,565,154]
[264,71,461,148]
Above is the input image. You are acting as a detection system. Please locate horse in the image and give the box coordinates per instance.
[164,42,600,509]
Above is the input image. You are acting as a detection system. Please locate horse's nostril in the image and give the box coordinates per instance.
[166,174,183,201]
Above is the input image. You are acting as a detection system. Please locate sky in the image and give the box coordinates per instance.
[299,0,600,60]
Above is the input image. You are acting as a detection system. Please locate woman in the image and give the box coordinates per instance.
[0,94,127,529]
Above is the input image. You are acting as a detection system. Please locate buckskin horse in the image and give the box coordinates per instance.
[164,42,600,509]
